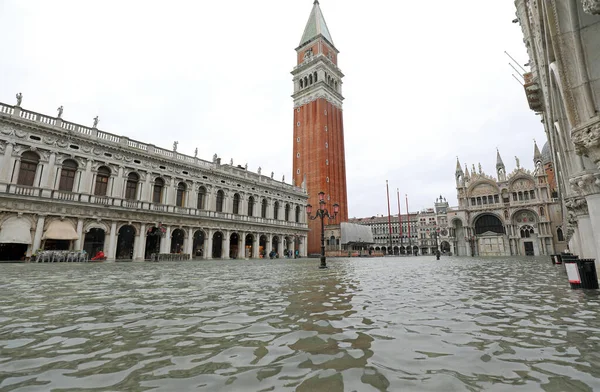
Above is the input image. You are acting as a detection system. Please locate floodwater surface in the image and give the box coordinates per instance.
[1,257,600,391]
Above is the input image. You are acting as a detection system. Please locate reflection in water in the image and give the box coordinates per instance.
[0,257,599,391]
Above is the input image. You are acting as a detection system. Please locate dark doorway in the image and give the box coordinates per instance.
[272,236,279,256]
[212,232,223,258]
[193,230,205,258]
[43,240,70,250]
[259,235,267,258]
[145,227,162,259]
[0,243,28,261]
[524,242,534,256]
[230,233,239,259]
[245,234,254,258]
[116,225,136,260]
[84,228,105,257]
[171,229,185,254]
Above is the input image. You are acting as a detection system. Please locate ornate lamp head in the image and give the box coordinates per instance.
[306,204,313,215]
[333,203,340,214]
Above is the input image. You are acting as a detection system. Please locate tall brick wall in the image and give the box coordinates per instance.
[293,98,348,255]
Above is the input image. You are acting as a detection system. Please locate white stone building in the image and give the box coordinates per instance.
[0,98,309,261]
[513,1,600,263]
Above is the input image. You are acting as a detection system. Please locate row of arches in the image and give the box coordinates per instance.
[299,72,318,89]
[84,225,299,260]
[12,151,303,222]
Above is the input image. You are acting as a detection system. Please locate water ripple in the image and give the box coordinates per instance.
[0,257,599,391]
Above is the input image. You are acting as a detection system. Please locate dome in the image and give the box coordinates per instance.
[542,142,552,164]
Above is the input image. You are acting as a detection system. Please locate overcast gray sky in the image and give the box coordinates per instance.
[0,0,543,217]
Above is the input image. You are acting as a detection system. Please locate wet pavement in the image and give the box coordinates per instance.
[1,256,599,391]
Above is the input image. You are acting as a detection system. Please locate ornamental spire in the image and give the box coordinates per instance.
[299,0,334,47]
[496,148,505,168]
[456,157,463,174]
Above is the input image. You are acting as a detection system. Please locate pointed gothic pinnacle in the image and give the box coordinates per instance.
[533,139,542,160]
[496,149,505,168]
[456,157,463,173]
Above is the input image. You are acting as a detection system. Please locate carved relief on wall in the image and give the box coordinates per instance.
[572,120,600,167]
[469,183,498,196]
[582,0,600,14]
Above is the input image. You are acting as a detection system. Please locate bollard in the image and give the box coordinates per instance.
[578,259,599,290]
[550,254,557,265]
[565,257,598,289]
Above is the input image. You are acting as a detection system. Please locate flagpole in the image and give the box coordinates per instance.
[397,188,403,253]
[406,194,411,255]
[386,180,393,254]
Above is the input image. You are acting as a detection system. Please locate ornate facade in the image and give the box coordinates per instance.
[514,1,600,264]
[449,145,566,256]
[0,99,309,261]
[292,0,349,255]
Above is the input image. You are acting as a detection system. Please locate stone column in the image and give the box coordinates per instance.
[266,233,273,256]
[206,229,213,260]
[185,227,194,259]
[33,161,44,188]
[223,231,230,260]
[0,142,15,186]
[11,160,21,185]
[54,166,62,190]
[107,221,118,261]
[73,169,83,193]
[136,223,147,260]
[238,232,246,259]
[41,152,56,189]
[82,159,93,195]
[253,234,260,259]
[160,226,171,254]
[113,167,125,198]
[32,215,46,253]
[74,219,84,250]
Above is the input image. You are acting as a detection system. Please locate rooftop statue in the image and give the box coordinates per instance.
[93,116,99,128]
[173,141,178,152]
[57,106,63,119]
[194,148,198,158]
[15,92,22,106]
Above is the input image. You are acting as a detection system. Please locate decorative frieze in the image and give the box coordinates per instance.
[582,0,600,14]
[569,172,600,196]
[572,119,600,168]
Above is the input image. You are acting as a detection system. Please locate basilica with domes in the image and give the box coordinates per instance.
[448,142,567,257]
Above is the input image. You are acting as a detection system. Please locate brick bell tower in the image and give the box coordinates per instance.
[292,0,348,255]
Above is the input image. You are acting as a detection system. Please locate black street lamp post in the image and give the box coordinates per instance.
[306,191,339,269]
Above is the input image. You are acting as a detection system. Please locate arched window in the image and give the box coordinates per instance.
[216,190,225,212]
[314,71,318,82]
[540,206,545,217]
[197,186,206,210]
[153,178,164,204]
[295,205,300,223]
[309,74,313,85]
[512,192,517,201]
[300,79,304,88]
[94,166,111,196]
[474,214,505,235]
[17,151,40,186]
[176,182,186,207]
[520,225,534,238]
[233,193,240,214]
[273,201,279,220]
[557,227,564,242]
[261,199,268,218]
[248,196,255,217]
[125,173,139,200]
[530,190,536,199]
[304,77,308,87]
[58,159,78,191]
[285,204,290,221]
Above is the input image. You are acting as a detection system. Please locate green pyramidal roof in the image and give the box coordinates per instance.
[299,0,334,47]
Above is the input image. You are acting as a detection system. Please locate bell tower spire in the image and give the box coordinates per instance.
[292,1,348,255]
